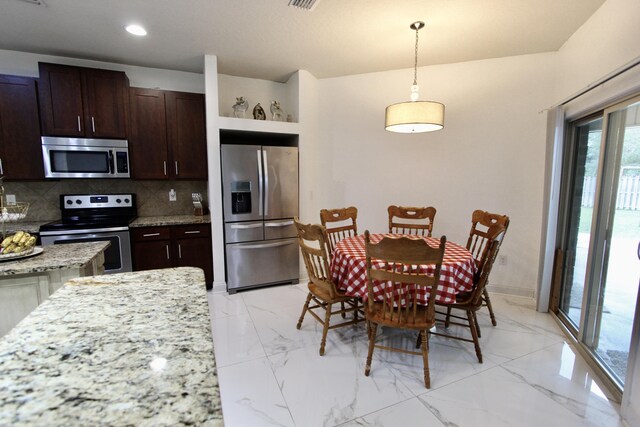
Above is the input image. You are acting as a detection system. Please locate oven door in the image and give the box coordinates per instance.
[40,228,132,274]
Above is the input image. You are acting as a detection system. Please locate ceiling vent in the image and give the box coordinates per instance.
[288,0,320,11]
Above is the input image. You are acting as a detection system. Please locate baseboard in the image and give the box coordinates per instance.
[210,280,227,294]
[487,283,535,299]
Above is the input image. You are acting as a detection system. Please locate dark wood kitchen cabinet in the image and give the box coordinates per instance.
[37,62,128,138]
[129,88,207,180]
[0,75,44,180]
[131,224,213,288]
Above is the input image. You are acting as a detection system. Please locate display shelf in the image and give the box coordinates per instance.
[217,116,300,135]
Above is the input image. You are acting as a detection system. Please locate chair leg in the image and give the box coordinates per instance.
[467,310,483,363]
[444,306,452,328]
[472,311,481,338]
[415,332,422,349]
[341,301,346,318]
[296,292,313,330]
[483,288,497,326]
[353,299,359,321]
[421,330,431,388]
[319,302,332,356]
[365,322,378,377]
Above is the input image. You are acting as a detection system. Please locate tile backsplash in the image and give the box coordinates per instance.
[2,179,208,221]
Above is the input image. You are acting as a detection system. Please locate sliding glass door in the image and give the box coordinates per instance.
[558,95,640,390]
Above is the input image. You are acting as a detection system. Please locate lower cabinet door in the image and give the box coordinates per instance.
[175,237,213,287]
[225,238,299,292]
[132,240,172,271]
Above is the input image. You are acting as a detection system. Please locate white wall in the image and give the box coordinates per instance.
[309,53,557,297]
[0,49,204,93]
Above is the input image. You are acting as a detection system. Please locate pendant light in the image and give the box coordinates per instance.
[385,21,444,133]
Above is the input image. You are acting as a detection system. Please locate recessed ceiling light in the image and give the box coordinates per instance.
[125,24,147,36]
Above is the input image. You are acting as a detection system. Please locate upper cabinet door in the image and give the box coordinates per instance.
[82,68,128,138]
[38,63,84,137]
[0,75,44,180]
[129,88,169,179]
[38,62,128,138]
[166,91,207,179]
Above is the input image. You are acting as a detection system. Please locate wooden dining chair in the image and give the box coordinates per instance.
[363,230,446,389]
[320,206,358,253]
[388,205,436,237]
[294,219,364,356]
[430,224,506,363]
[466,210,510,326]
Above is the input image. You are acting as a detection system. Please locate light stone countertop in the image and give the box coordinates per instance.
[0,267,223,426]
[0,241,110,276]
[3,221,51,234]
[130,215,211,228]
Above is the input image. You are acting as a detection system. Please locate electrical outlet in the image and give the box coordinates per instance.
[5,194,16,205]
[169,189,177,202]
[498,255,508,266]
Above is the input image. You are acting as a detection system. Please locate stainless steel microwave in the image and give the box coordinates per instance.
[42,137,130,178]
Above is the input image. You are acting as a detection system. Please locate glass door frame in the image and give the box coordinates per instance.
[555,93,640,394]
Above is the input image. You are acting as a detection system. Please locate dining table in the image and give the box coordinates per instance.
[330,233,477,305]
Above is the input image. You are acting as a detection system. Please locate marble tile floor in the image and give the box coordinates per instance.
[207,284,625,427]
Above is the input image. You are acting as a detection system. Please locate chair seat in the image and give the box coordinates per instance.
[308,282,356,304]
[365,302,434,330]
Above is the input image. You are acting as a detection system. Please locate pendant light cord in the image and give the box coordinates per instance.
[413,26,419,86]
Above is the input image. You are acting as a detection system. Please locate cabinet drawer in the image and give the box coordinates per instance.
[131,226,170,241]
[172,224,211,239]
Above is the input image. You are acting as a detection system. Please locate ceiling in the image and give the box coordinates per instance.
[0,0,605,82]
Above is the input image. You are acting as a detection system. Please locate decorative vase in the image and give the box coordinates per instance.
[232,97,248,118]
[253,103,266,120]
[270,101,284,121]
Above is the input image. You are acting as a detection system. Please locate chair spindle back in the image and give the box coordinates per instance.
[320,206,358,253]
[388,205,436,237]
[294,219,337,299]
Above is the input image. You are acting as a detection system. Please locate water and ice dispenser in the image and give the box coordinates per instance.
[231,181,252,214]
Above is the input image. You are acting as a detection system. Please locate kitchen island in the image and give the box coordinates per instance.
[0,267,222,426]
[0,241,109,336]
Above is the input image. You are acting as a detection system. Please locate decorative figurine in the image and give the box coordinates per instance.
[232,97,248,118]
[270,100,284,121]
[253,103,266,120]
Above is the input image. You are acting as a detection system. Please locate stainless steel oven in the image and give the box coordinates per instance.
[39,194,136,274]
[40,228,132,274]
[41,137,130,179]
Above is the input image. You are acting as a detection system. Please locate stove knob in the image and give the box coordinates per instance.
[75,199,82,205]
[124,198,130,204]
[66,199,73,205]
[116,198,122,204]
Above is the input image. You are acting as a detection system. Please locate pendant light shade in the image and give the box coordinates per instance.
[385,100,444,133]
[385,21,445,134]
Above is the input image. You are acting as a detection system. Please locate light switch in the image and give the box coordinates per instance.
[169,189,177,202]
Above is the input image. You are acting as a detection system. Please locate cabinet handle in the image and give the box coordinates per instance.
[0,158,3,175]
[77,116,82,132]
[184,230,201,234]
[178,244,182,259]
[163,161,167,176]
[166,245,170,260]
[91,117,96,133]
[175,161,179,176]
[142,233,160,237]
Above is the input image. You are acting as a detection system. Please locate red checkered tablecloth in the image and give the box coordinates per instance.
[330,234,477,305]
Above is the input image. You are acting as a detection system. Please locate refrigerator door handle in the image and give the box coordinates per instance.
[230,223,263,229]
[257,149,263,216]
[236,241,295,249]
[265,220,294,227]
[263,149,269,216]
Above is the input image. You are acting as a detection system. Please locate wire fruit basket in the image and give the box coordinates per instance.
[1,202,30,239]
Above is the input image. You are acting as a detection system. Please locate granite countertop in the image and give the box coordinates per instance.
[130,215,211,228]
[0,267,222,426]
[0,241,110,276]
[3,221,50,234]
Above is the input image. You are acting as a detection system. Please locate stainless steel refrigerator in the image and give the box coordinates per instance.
[221,144,299,293]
